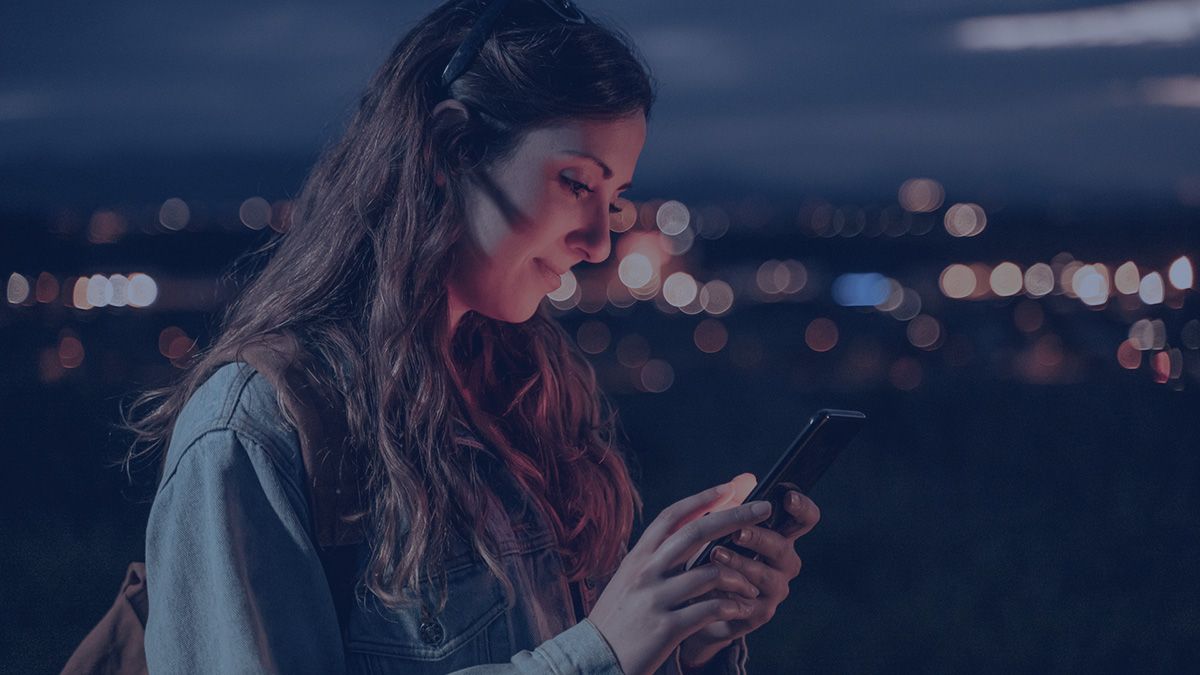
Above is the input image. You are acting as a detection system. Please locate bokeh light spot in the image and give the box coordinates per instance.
[35,272,59,304]
[547,270,578,302]
[805,318,839,352]
[1114,261,1140,295]
[943,203,987,237]
[1168,256,1193,290]
[640,359,675,393]
[1139,272,1165,305]
[127,273,159,308]
[907,315,943,350]
[663,272,698,308]
[618,253,654,289]
[1073,264,1110,306]
[990,262,1023,297]
[655,200,690,236]
[7,273,30,304]
[898,178,945,213]
[58,335,85,369]
[159,197,190,231]
[940,264,976,299]
[239,197,272,230]
[699,280,734,316]
[576,320,611,355]
[1117,339,1142,369]
[616,334,651,368]
[693,318,729,354]
[610,197,637,233]
[1024,263,1055,297]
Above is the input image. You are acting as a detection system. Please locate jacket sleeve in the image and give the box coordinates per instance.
[660,636,749,675]
[452,617,624,674]
[144,425,630,675]
[144,427,347,674]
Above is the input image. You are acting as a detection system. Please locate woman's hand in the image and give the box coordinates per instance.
[587,482,775,675]
[677,489,821,671]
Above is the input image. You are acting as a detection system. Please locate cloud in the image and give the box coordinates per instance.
[1141,75,1200,107]
[954,0,1200,51]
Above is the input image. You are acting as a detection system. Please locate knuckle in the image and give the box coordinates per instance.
[721,600,744,619]
[753,566,772,588]
[806,501,821,526]
[738,528,756,546]
[773,575,791,597]
[742,599,757,618]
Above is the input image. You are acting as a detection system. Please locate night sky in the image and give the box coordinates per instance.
[3,0,1199,206]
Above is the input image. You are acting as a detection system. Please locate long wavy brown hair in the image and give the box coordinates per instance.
[120,0,656,612]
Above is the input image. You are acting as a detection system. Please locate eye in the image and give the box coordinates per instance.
[560,175,592,198]
[561,175,622,215]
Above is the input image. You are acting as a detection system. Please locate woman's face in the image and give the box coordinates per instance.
[445,109,647,327]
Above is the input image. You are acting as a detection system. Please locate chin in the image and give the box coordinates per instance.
[481,298,541,324]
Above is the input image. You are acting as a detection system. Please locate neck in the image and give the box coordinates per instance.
[447,290,468,337]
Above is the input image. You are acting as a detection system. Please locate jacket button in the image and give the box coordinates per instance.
[584,576,596,590]
[419,619,445,646]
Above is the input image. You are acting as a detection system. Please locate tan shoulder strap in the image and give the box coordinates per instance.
[212,332,366,548]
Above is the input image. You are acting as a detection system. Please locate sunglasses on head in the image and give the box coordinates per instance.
[440,0,590,92]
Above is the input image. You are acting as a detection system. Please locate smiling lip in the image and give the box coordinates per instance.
[535,259,564,290]
[537,259,568,276]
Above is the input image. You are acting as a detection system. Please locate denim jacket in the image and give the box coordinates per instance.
[144,361,750,674]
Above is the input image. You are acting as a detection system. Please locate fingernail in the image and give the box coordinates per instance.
[788,492,801,508]
[752,501,771,517]
[713,547,731,564]
[735,529,750,543]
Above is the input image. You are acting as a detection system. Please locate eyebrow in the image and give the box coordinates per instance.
[561,150,633,191]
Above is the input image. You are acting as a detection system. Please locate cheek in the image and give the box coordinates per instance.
[466,235,551,307]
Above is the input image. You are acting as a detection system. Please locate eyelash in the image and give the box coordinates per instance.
[561,176,622,214]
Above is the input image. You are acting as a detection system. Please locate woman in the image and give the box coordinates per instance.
[125,1,821,673]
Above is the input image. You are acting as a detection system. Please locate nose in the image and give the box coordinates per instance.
[569,199,612,264]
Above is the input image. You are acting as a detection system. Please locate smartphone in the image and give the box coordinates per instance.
[685,408,866,570]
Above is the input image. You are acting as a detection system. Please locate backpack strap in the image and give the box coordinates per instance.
[212,333,367,632]
[212,333,366,549]
[63,336,367,675]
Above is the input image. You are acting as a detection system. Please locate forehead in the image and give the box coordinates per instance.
[513,114,646,174]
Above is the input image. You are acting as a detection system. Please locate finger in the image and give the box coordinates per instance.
[728,525,797,573]
[689,619,745,644]
[640,482,734,551]
[657,559,760,609]
[710,546,795,596]
[776,491,821,539]
[707,473,757,514]
[671,594,756,634]
[654,500,773,572]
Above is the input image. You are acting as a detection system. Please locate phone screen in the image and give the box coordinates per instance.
[685,408,866,570]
